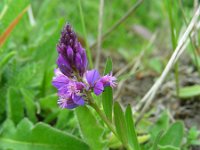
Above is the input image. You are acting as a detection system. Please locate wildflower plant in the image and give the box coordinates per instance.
[52,24,117,109]
[52,23,141,150]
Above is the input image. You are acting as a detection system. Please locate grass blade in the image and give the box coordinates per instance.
[114,102,128,148]
[0,5,30,47]
[125,105,140,150]
[0,51,16,69]
[103,57,112,75]
[179,85,200,98]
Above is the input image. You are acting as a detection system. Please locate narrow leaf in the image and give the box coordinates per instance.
[0,51,16,69]
[103,57,112,75]
[114,102,128,147]
[102,87,113,121]
[158,145,180,150]
[125,105,140,150]
[6,87,24,124]
[76,106,105,150]
[179,85,200,98]
[102,58,113,121]
[20,88,37,123]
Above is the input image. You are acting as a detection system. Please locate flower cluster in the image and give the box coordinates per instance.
[52,23,117,109]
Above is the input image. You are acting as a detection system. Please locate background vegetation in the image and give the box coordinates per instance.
[0,0,200,149]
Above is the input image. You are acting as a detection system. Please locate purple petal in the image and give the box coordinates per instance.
[75,53,82,71]
[58,85,69,97]
[66,99,78,109]
[52,69,70,89]
[86,69,101,87]
[66,46,74,62]
[57,43,66,55]
[73,95,85,105]
[58,97,78,109]
[81,50,88,72]
[77,42,84,54]
[94,81,104,95]
[100,74,117,88]
[76,82,85,90]
[57,54,72,76]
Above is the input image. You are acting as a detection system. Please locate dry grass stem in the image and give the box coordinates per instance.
[27,6,36,26]
[114,33,156,100]
[136,6,200,124]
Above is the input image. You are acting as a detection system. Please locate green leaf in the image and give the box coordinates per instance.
[33,19,64,66]
[75,106,105,150]
[6,87,24,124]
[8,63,43,88]
[43,110,59,124]
[39,94,58,110]
[0,87,6,123]
[102,87,113,121]
[151,131,163,150]
[102,58,113,121]
[0,51,16,70]
[0,118,89,150]
[150,111,170,140]
[114,102,128,147]
[55,109,72,129]
[159,121,184,148]
[108,133,122,149]
[125,105,140,150]
[103,57,113,75]
[179,85,200,98]
[158,145,180,150]
[20,88,37,123]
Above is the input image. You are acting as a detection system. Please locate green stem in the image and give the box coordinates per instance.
[167,0,179,95]
[87,93,117,136]
[89,101,131,150]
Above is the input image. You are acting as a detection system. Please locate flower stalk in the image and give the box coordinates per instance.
[87,94,117,136]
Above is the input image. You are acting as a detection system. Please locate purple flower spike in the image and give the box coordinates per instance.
[56,23,88,77]
[53,23,117,110]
